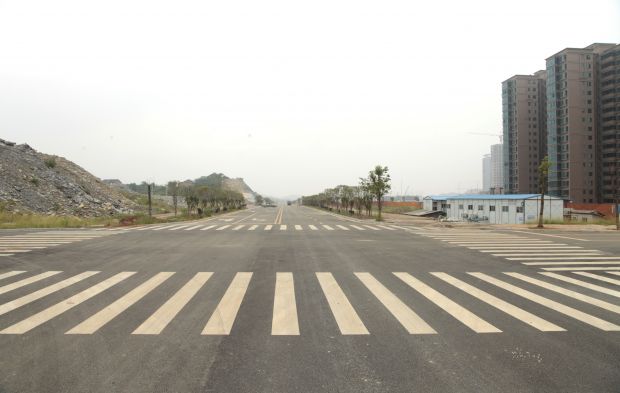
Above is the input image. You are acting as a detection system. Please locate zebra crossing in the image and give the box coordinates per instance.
[0,231,116,257]
[97,223,408,233]
[0,269,618,336]
[415,230,620,272]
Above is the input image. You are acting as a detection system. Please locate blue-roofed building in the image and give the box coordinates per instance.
[423,194,564,224]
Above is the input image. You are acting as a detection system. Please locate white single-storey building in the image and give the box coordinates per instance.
[423,194,564,224]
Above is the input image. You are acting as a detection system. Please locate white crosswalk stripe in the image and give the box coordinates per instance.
[184,225,204,231]
[200,225,217,231]
[316,273,368,335]
[350,225,365,231]
[394,272,500,333]
[355,273,436,334]
[294,225,303,231]
[0,271,62,295]
[322,225,334,231]
[1,272,136,334]
[574,272,620,286]
[336,225,349,231]
[233,225,245,231]
[203,272,252,335]
[216,225,231,231]
[272,272,299,335]
[470,272,620,331]
[67,272,174,334]
[248,225,258,231]
[1,270,618,336]
[309,225,318,230]
[134,272,212,335]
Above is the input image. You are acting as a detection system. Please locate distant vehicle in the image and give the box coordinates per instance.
[287,201,292,206]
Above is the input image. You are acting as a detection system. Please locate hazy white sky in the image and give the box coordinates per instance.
[1,0,619,197]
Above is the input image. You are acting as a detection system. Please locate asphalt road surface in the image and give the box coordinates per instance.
[0,205,619,392]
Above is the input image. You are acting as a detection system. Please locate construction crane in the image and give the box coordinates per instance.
[468,132,503,144]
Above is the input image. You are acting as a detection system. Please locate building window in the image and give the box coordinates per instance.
[502,206,509,212]
[467,205,474,210]
[459,204,464,210]
[516,206,524,213]
[478,205,484,211]
[489,206,496,212]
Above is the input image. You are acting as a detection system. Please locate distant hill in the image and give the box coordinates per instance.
[0,139,137,217]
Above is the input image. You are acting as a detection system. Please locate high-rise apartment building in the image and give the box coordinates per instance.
[482,154,491,192]
[502,71,547,194]
[599,44,620,203]
[546,43,616,203]
[490,143,504,191]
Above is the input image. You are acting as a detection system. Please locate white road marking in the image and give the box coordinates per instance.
[491,253,602,257]
[322,225,334,231]
[0,271,62,295]
[505,272,620,313]
[153,225,176,231]
[470,272,620,331]
[0,271,100,316]
[609,272,620,276]
[574,272,620,286]
[248,225,258,231]
[449,241,553,244]
[336,225,349,230]
[280,225,287,231]
[378,225,396,231]
[509,231,588,242]
[0,254,13,256]
[0,250,33,253]
[355,272,436,334]
[478,248,588,253]
[469,245,576,250]
[200,225,217,231]
[136,225,164,231]
[0,271,27,281]
[363,225,380,231]
[233,225,245,231]
[316,273,368,335]
[432,272,564,331]
[543,267,620,271]
[169,225,190,231]
[184,225,204,231]
[350,225,365,231]
[507,256,620,261]
[309,225,318,230]
[538,272,620,299]
[67,272,174,334]
[272,272,299,335]
[203,272,253,335]
[295,225,303,231]
[216,225,231,231]
[394,273,500,333]
[134,272,212,335]
[0,272,135,334]
[265,225,273,231]
[524,261,620,265]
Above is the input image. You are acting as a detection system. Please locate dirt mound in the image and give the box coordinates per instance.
[0,139,137,217]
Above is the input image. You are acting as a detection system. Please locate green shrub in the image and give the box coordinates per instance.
[29,177,39,186]
[44,157,57,168]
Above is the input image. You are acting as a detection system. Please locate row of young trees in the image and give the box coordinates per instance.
[166,182,245,216]
[301,165,391,221]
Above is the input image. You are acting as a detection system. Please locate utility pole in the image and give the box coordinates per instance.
[616,163,619,230]
[147,183,152,218]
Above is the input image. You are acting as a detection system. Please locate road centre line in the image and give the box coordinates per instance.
[355,272,436,334]
[394,273,500,333]
[316,273,368,335]
[509,231,589,242]
[538,272,620,298]
[0,271,100,317]
[505,272,620,311]
[574,272,620,286]
[67,272,174,334]
[469,272,620,331]
[134,272,212,335]
[272,272,299,335]
[203,272,253,335]
[1,272,136,334]
[432,272,564,331]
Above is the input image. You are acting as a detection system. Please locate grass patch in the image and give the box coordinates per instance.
[44,157,57,168]
[0,211,116,229]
